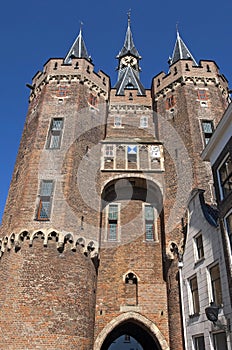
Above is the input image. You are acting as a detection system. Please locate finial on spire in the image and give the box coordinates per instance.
[79,20,83,33]
[169,28,198,66]
[176,22,179,34]
[127,9,131,24]
[64,22,90,64]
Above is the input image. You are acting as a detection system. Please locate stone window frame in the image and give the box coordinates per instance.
[165,95,175,110]
[194,231,204,262]
[197,89,208,101]
[212,332,228,350]
[127,145,138,165]
[188,274,200,316]
[193,335,206,350]
[113,115,123,128]
[57,85,68,97]
[200,119,214,146]
[207,262,223,307]
[142,203,158,242]
[139,116,148,128]
[104,202,121,242]
[101,143,163,171]
[46,118,64,150]
[36,180,54,221]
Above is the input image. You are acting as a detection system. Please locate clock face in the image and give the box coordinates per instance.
[121,56,137,67]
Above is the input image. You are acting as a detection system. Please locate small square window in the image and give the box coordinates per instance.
[198,89,208,100]
[140,116,148,128]
[57,86,67,97]
[114,116,122,127]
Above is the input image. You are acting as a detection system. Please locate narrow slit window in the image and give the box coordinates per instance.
[144,205,155,240]
[47,118,63,149]
[166,95,175,109]
[108,204,119,241]
[88,93,97,107]
[36,180,54,221]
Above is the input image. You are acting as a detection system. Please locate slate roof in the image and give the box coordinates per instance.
[114,66,146,96]
[64,28,90,64]
[169,30,198,66]
[117,16,141,59]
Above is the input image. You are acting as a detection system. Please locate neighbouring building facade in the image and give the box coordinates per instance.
[181,189,232,350]
[0,16,230,350]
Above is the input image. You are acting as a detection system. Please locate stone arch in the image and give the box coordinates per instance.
[101,173,163,193]
[93,311,170,350]
[122,270,140,283]
[101,175,163,213]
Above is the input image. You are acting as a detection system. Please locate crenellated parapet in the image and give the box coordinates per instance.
[0,228,98,259]
[153,60,229,100]
[29,58,110,101]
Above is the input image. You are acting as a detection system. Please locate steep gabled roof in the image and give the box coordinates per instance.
[64,27,90,64]
[169,30,198,66]
[117,16,141,59]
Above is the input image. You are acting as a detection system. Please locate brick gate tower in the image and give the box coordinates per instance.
[0,16,229,350]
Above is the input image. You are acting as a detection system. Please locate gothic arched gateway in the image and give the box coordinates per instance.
[94,312,170,350]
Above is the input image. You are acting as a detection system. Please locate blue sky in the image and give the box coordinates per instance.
[1,0,232,222]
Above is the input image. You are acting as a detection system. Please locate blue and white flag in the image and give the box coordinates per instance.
[128,145,137,154]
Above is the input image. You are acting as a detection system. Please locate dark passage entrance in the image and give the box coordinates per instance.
[108,335,143,349]
[101,321,162,350]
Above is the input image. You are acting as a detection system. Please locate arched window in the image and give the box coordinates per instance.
[125,272,138,306]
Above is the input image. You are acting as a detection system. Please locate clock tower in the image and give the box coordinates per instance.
[114,13,146,96]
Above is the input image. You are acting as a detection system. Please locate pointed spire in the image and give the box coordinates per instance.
[114,14,145,96]
[117,11,141,59]
[64,23,90,64]
[169,29,198,66]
